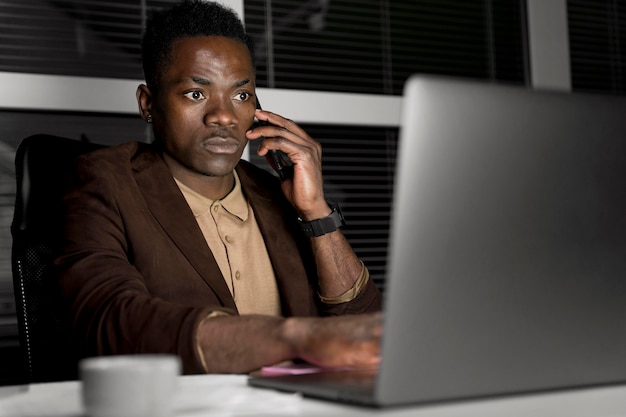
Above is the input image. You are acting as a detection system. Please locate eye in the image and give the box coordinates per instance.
[184,90,205,101]
[234,91,252,102]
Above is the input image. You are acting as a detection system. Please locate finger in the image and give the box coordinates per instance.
[257,137,322,175]
[251,109,323,161]
[254,109,315,146]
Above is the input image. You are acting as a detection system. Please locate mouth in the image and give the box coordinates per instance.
[201,136,241,155]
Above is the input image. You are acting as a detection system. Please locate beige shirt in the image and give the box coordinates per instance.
[175,172,281,316]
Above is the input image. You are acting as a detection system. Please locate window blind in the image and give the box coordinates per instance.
[0,0,174,79]
[0,0,527,91]
[568,0,626,95]
[245,0,527,95]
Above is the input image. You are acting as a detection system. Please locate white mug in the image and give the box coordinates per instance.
[80,354,181,417]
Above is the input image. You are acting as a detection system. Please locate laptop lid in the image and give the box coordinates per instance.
[249,75,626,408]
[375,75,626,406]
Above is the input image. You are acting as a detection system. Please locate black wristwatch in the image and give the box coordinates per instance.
[298,202,346,237]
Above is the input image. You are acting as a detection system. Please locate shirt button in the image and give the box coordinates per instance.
[235,271,241,280]
[213,204,219,212]
[225,235,233,243]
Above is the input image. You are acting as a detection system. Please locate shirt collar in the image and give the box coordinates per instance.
[174,171,249,221]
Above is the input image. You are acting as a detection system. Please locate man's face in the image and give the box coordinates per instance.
[150,36,256,178]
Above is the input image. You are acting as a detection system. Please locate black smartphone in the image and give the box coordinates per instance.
[255,99,293,181]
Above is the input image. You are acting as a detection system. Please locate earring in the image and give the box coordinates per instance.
[146,114,153,123]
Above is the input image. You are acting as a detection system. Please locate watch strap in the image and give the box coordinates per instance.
[298,202,345,237]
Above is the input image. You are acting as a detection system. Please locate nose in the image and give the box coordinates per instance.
[205,96,236,126]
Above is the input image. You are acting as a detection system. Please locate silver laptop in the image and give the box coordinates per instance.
[248,75,626,407]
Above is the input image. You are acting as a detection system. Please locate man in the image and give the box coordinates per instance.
[55,0,382,374]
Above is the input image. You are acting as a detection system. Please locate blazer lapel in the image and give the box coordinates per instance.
[131,146,236,310]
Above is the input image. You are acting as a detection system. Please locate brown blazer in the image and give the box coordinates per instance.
[55,142,381,373]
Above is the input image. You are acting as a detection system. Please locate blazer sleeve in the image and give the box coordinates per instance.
[319,278,382,316]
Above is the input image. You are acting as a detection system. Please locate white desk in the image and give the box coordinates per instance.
[2,374,626,417]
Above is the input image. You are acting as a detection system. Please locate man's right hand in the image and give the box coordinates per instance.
[284,312,383,369]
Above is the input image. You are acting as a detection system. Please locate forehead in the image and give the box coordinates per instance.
[161,36,254,82]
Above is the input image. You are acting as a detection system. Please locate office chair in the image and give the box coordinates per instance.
[11,134,105,383]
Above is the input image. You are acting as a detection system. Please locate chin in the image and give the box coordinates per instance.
[195,160,240,178]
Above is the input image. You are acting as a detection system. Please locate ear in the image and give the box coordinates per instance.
[136,84,154,122]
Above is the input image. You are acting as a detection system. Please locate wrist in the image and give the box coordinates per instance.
[297,202,332,222]
[281,317,308,358]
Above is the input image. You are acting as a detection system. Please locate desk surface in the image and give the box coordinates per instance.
[2,374,626,417]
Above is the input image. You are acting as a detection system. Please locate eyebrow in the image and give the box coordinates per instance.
[191,76,210,85]
[235,79,251,87]
[188,77,251,88]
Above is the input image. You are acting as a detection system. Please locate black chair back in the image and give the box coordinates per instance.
[11,134,104,383]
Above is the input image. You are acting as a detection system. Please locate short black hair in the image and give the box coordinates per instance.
[141,0,255,91]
